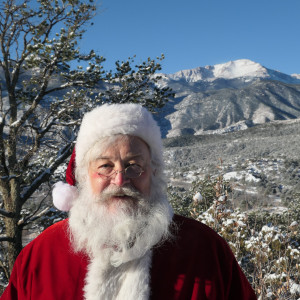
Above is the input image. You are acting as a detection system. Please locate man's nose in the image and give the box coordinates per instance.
[111,171,130,186]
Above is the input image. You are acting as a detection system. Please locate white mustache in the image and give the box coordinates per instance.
[99,185,143,202]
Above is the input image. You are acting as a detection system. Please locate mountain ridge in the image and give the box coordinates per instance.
[155,59,300,138]
[161,59,300,84]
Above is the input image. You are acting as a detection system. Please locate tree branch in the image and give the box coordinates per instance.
[0,208,15,218]
[0,235,14,242]
[18,116,57,171]
[0,256,9,282]
[22,207,50,227]
[20,191,50,226]
[20,142,74,205]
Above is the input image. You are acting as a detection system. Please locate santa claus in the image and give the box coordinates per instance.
[1,104,257,299]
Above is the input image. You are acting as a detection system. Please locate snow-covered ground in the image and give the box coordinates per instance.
[165,153,295,213]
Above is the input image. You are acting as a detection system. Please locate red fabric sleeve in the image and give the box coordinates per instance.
[0,253,20,300]
[0,220,88,300]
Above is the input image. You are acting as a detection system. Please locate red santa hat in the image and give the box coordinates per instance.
[52,149,77,211]
[53,103,163,211]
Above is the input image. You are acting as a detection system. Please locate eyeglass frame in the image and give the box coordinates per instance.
[96,164,145,180]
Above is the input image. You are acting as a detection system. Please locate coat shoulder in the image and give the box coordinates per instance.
[24,219,69,251]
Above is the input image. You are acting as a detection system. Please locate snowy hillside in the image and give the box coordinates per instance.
[163,118,300,214]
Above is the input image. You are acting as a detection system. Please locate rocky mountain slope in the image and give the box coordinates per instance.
[155,59,300,138]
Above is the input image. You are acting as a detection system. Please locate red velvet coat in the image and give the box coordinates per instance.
[1,214,257,299]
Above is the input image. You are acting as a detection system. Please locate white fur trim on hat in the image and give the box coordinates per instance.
[75,103,164,171]
[52,181,78,211]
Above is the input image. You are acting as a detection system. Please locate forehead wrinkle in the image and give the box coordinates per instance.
[94,153,145,162]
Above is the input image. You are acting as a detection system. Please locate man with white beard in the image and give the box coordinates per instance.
[1,104,257,299]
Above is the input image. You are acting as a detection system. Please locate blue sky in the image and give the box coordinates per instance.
[78,0,300,75]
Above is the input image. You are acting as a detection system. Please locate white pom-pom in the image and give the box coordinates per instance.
[52,181,78,212]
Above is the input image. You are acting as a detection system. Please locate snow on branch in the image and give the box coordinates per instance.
[20,192,50,227]
[20,143,74,205]
[0,175,18,181]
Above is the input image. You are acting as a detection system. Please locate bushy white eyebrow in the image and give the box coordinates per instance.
[95,153,145,162]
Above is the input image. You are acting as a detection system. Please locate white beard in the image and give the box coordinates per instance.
[84,251,152,300]
[68,181,173,300]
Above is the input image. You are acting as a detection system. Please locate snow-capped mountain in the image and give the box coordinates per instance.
[164,59,300,84]
[155,59,300,138]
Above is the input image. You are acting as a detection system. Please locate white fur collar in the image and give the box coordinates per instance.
[84,250,152,300]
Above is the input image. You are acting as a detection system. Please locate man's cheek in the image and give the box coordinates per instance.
[89,173,107,195]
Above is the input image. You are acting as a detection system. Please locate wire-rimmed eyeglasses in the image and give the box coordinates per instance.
[97,164,144,180]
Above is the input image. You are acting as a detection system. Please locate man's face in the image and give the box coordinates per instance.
[88,135,152,204]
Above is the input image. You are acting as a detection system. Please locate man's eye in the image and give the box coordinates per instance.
[100,164,111,169]
[126,163,140,168]
[98,164,113,175]
[127,164,143,172]
[99,164,113,169]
